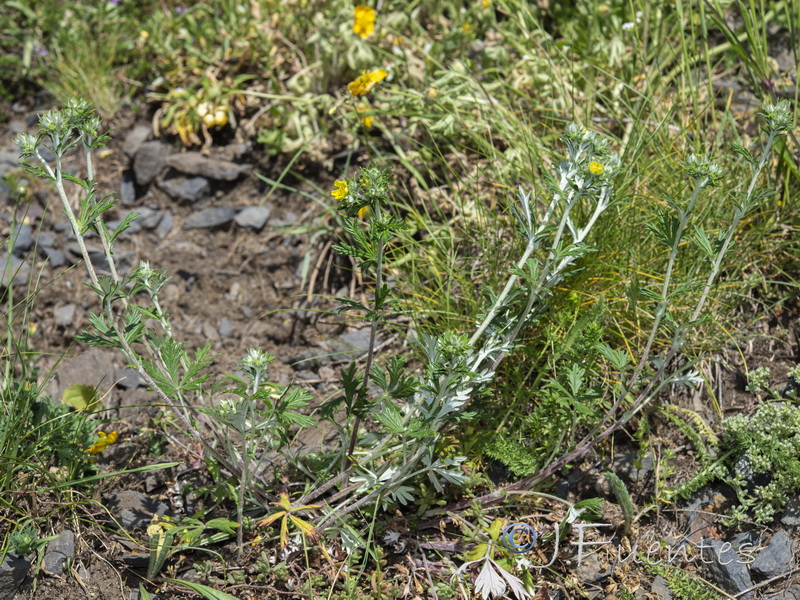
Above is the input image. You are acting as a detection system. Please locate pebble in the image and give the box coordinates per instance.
[782,497,800,528]
[133,141,171,186]
[702,538,753,597]
[183,207,236,229]
[42,530,75,576]
[156,210,173,239]
[166,152,251,181]
[103,490,173,531]
[650,575,672,600]
[0,149,20,177]
[138,206,163,230]
[120,170,137,205]
[157,175,210,203]
[122,124,152,158]
[751,530,795,579]
[234,205,271,230]
[11,224,34,257]
[42,247,66,268]
[37,231,55,248]
[611,452,653,483]
[55,303,77,327]
[0,252,30,287]
[219,318,234,338]
[0,553,29,600]
[115,367,143,390]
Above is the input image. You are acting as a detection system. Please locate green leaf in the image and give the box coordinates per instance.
[690,225,714,259]
[167,579,241,600]
[731,142,756,165]
[110,210,140,243]
[43,463,180,491]
[148,528,177,579]
[61,171,90,189]
[139,585,153,600]
[61,384,101,412]
[205,518,239,536]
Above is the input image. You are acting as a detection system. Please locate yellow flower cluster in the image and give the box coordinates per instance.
[87,430,118,455]
[348,69,387,96]
[353,5,376,39]
[589,161,604,175]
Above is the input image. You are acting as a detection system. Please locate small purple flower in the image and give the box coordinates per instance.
[37,47,49,57]
[175,5,186,15]
[109,0,121,4]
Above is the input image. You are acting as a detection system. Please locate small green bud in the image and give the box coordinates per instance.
[760,99,794,135]
[14,132,38,159]
[681,153,725,187]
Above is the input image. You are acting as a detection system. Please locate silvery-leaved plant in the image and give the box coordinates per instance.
[457,100,796,520]
[300,126,620,540]
[15,99,314,551]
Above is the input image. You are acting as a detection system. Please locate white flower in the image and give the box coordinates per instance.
[622,22,635,31]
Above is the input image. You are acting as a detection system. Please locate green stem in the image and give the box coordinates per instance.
[346,205,384,467]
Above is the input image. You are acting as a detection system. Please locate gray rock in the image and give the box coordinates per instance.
[751,530,795,579]
[0,149,20,177]
[166,152,251,181]
[53,220,72,233]
[11,224,34,257]
[115,367,143,390]
[702,538,754,596]
[219,318,234,338]
[55,304,77,327]
[214,142,249,162]
[138,206,163,230]
[42,247,65,268]
[574,551,611,584]
[156,210,173,239]
[183,207,236,229]
[42,530,75,576]
[37,231,55,248]
[157,175,210,202]
[612,452,654,483]
[651,575,672,600]
[782,497,800,528]
[120,170,137,205]
[0,553,29,600]
[234,205,271,230]
[45,347,117,411]
[122,125,152,158]
[133,141,171,186]
[328,328,373,355]
[103,490,173,531]
[0,252,30,287]
[730,530,763,552]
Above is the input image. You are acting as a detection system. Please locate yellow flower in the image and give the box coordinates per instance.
[347,69,387,96]
[331,180,349,200]
[353,5,376,39]
[363,115,373,128]
[463,23,472,32]
[482,0,490,7]
[139,30,149,39]
[589,161,604,175]
[87,430,118,455]
[358,206,372,219]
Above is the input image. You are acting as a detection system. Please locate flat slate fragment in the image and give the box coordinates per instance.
[183,207,237,229]
[166,152,251,181]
